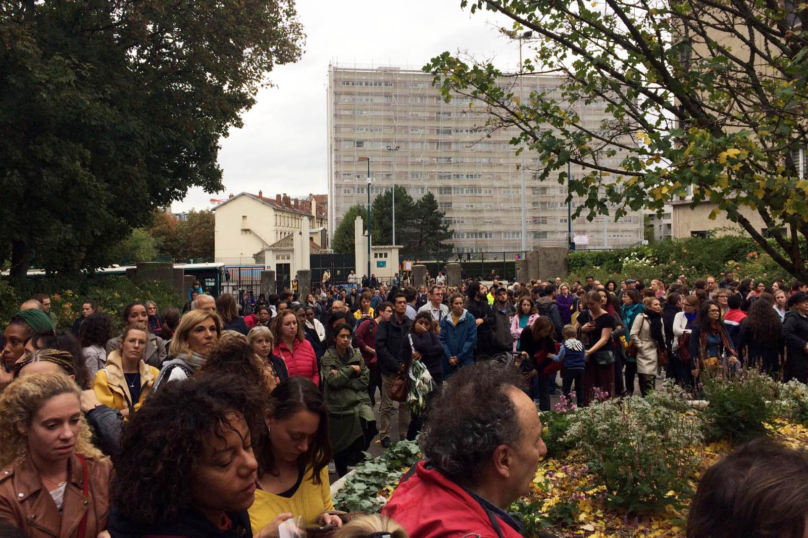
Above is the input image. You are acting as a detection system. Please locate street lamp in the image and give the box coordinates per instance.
[567,160,574,251]
[387,145,400,245]
[358,157,371,281]
[517,30,533,253]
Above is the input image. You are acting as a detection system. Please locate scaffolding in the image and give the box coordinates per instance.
[326,62,644,252]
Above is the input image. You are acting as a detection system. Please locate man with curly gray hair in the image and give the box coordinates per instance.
[383,362,547,538]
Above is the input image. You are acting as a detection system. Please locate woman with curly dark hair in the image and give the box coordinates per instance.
[108,375,271,538]
[738,299,784,377]
[79,312,113,378]
[249,377,340,533]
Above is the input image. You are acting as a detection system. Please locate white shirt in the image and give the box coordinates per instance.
[418,301,449,321]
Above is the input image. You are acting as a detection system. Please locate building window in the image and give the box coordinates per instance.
[691,231,709,238]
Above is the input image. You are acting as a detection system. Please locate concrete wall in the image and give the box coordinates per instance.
[671,202,769,239]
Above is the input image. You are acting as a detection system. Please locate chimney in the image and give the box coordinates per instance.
[276,194,281,204]
[258,190,262,198]
[293,199,299,209]
[282,194,290,207]
[228,193,234,199]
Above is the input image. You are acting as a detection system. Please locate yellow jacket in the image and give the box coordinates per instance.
[249,466,333,530]
[92,350,159,414]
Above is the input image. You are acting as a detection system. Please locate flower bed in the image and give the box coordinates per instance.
[334,371,808,537]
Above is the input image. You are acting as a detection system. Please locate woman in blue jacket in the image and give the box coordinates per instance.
[439,293,477,379]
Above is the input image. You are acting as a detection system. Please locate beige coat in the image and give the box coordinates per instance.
[630,314,665,375]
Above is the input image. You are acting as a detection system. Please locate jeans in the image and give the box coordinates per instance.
[562,368,585,405]
[380,373,410,440]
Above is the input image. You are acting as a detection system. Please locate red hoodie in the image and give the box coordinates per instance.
[383,461,523,538]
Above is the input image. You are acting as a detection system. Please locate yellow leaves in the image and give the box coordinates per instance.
[716,175,728,189]
[708,208,720,221]
[682,141,695,158]
[718,148,741,164]
[637,131,651,145]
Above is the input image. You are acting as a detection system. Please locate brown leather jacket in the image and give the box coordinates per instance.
[0,454,111,538]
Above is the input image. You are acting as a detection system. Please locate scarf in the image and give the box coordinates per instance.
[699,321,736,359]
[685,312,697,325]
[12,309,54,333]
[152,352,207,391]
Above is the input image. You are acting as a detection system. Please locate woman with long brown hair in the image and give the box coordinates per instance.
[689,300,738,379]
[738,299,784,377]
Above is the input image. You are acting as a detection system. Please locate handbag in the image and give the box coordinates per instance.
[592,348,615,366]
[389,334,415,402]
[657,346,669,368]
[626,316,644,358]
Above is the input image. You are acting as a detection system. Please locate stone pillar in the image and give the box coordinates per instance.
[515,259,530,285]
[172,269,186,299]
[296,270,311,300]
[261,270,276,297]
[182,275,195,301]
[527,251,541,282]
[537,247,569,280]
[446,263,462,287]
[412,264,427,288]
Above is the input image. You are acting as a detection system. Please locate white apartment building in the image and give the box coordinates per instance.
[327,64,643,253]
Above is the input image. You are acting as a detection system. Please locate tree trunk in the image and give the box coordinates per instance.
[10,239,31,280]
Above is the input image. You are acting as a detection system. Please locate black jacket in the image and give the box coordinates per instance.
[738,317,783,373]
[223,317,250,336]
[109,507,252,538]
[375,315,413,375]
[466,297,495,356]
[85,404,124,456]
[411,330,445,384]
[783,311,808,383]
[662,303,681,354]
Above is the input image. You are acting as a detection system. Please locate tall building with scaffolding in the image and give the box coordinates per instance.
[326,64,643,253]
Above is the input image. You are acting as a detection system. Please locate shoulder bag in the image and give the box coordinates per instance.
[389,334,413,402]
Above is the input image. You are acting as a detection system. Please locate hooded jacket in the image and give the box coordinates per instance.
[92,350,160,415]
[439,309,477,379]
[383,461,523,538]
[536,297,563,340]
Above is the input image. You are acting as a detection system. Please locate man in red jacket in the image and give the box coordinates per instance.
[383,362,547,538]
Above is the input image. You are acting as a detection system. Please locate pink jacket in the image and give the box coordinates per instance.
[510,313,539,351]
[274,338,319,387]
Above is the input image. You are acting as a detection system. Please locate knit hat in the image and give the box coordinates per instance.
[12,309,55,334]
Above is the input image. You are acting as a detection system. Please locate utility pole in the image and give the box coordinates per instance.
[359,157,371,280]
[387,145,400,245]
[568,160,574,250]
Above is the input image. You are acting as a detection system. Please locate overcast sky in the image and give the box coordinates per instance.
[173,0,521,212]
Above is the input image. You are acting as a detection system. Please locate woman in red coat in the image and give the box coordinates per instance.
[272,309,320,387]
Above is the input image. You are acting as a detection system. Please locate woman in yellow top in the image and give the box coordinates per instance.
[353,293,374,321]
[249,376,343,532]
[92,323,159,417]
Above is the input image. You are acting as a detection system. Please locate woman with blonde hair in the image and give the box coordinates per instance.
[248,326,289,386]
[0,374,110,536]
[335,515,409,538]
[152,310,222,390]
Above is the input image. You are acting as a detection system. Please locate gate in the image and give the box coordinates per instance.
[311,253,355,286]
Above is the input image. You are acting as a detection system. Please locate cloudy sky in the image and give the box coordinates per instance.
[174,0,521,212]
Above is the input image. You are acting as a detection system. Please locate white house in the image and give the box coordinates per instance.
[214,192,328,288]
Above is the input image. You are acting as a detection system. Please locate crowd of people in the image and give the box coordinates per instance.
[1,267,808,538]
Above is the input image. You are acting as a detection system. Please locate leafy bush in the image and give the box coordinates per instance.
[775,380,808,424]
[540,395,580,458]
[333,439,421,514]
[1,276,184,332]
[566,235,792,284]
[701,368,778,445]
[563,397,702,514]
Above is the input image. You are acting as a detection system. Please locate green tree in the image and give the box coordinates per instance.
[0,0,304,278]
[412,192,453,257]
[148,210,179,261]
[108,229,159,265]
[176,210,215,262]
[426,0,808,279]
[332,205,367,254]
[370,186,417,247]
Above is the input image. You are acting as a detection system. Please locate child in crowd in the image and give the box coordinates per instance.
[551,324,587,405]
